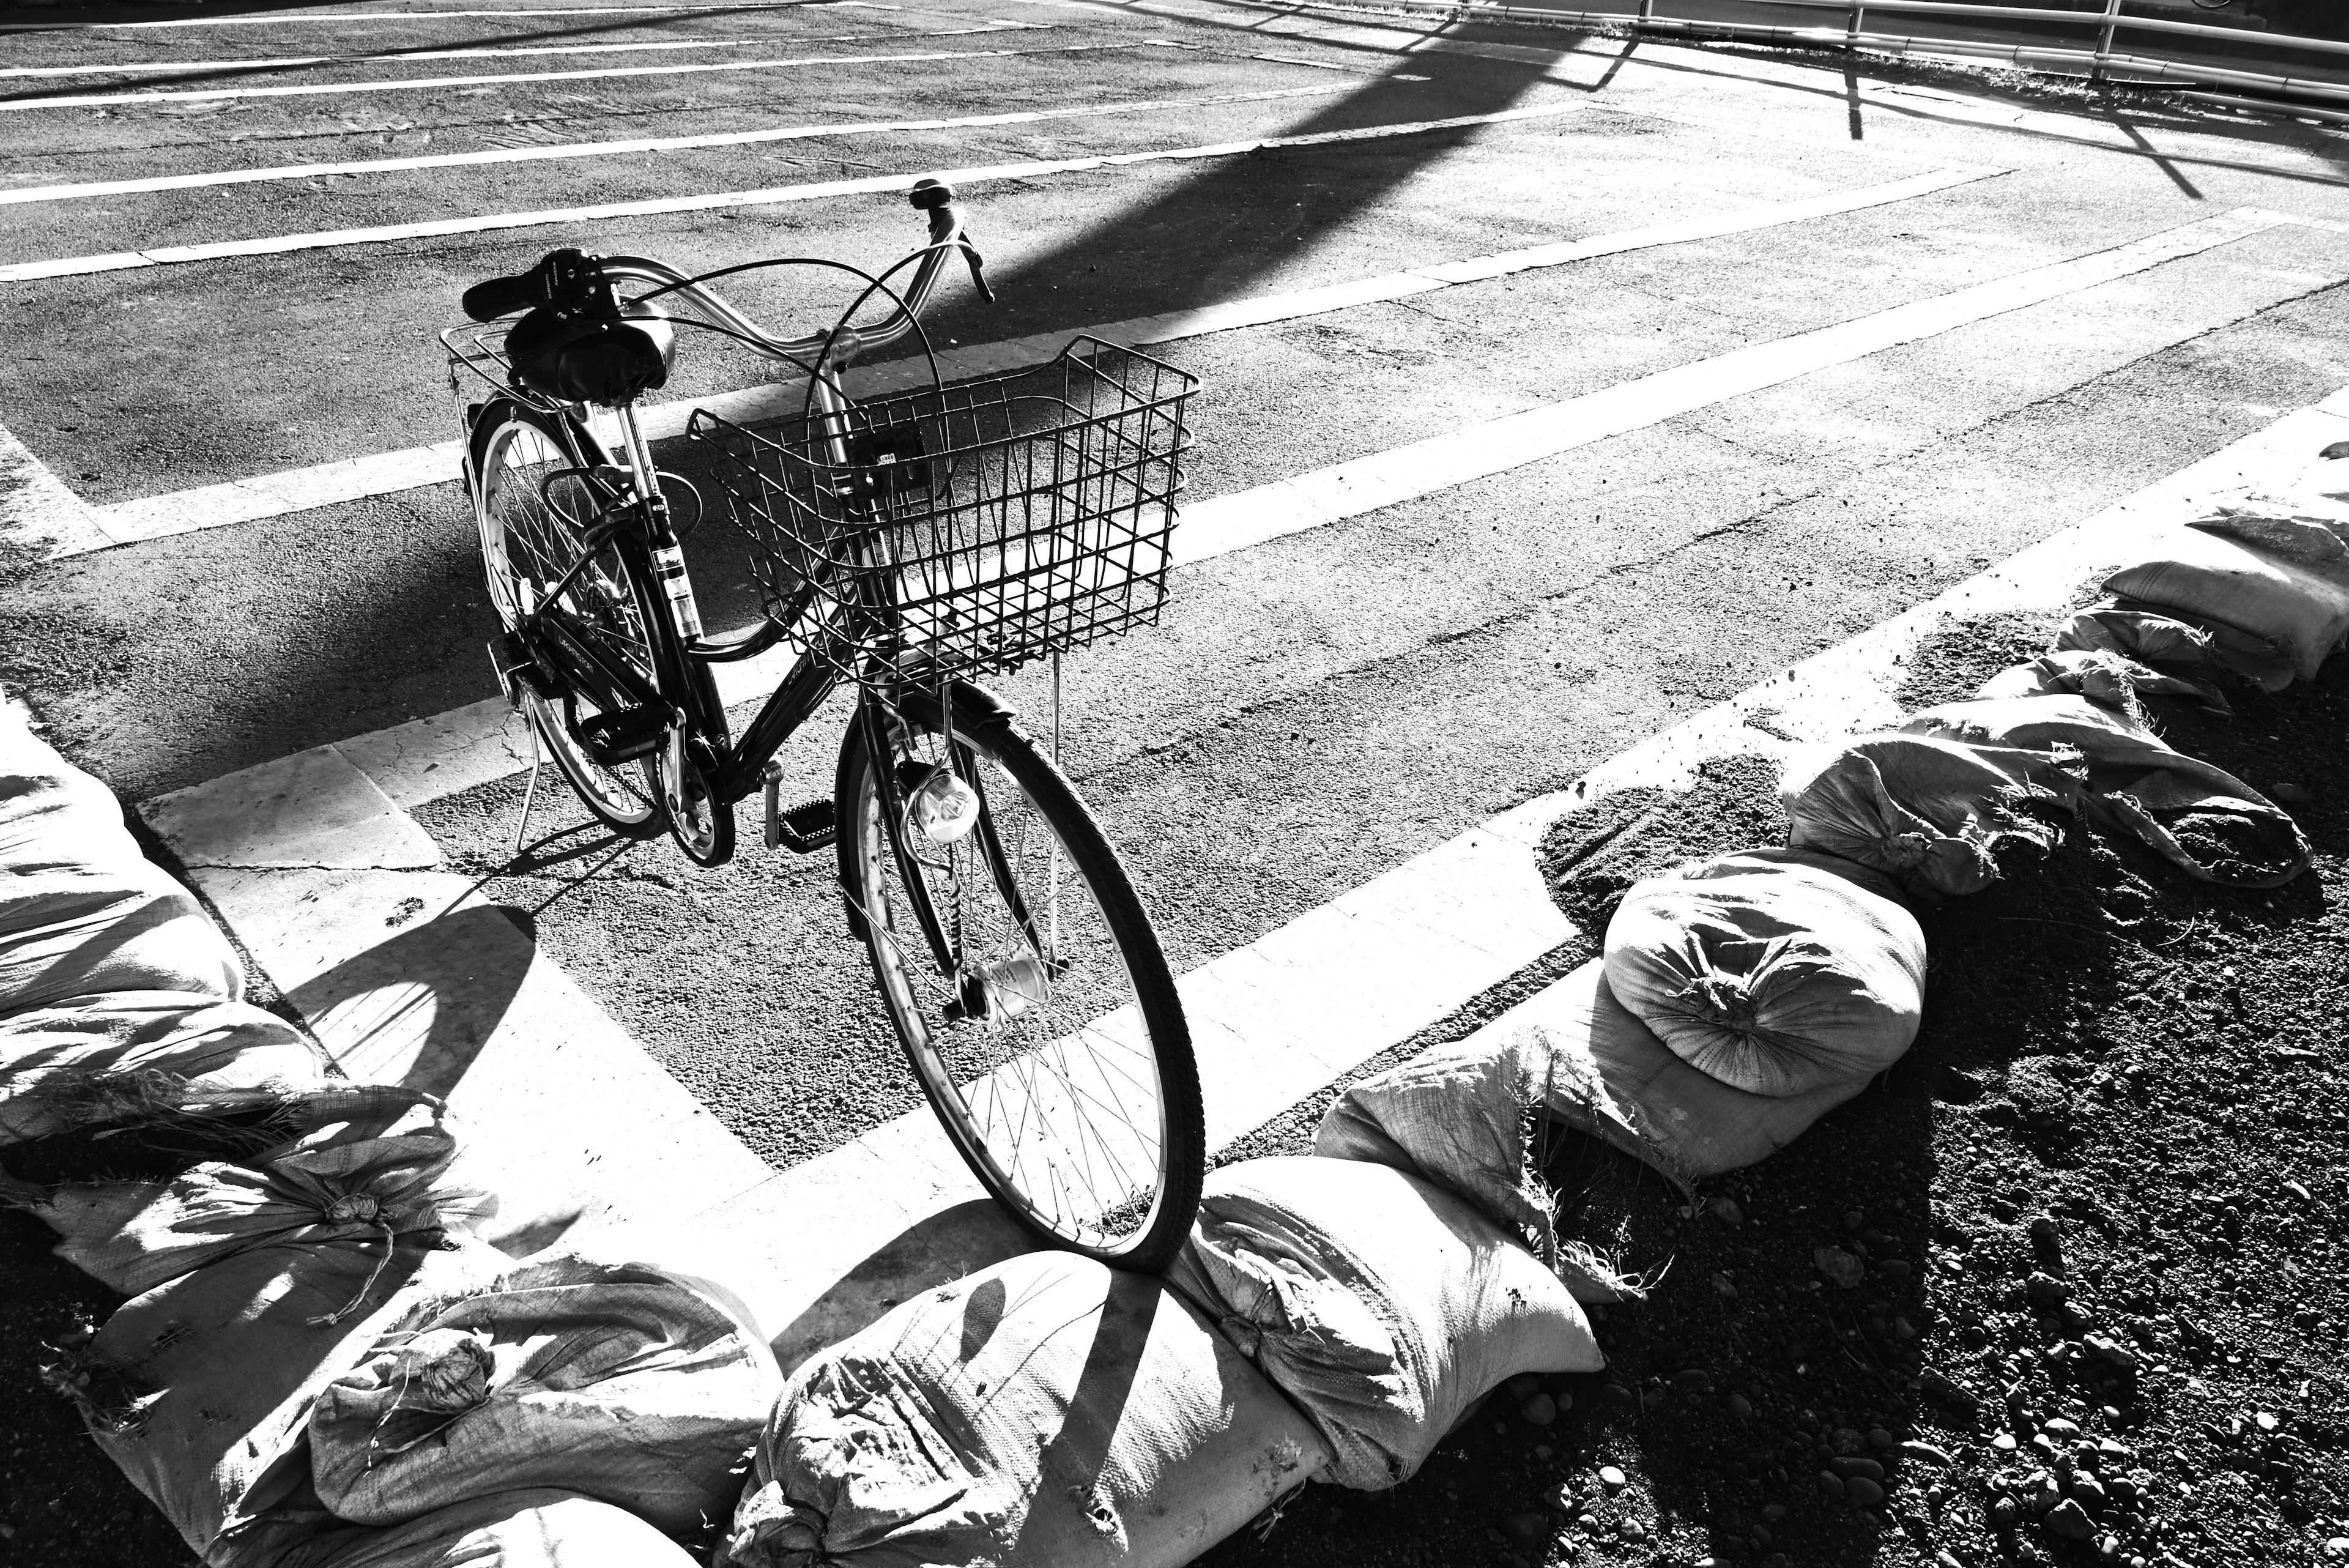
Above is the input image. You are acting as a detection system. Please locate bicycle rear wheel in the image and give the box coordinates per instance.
[472,399,659,836]
[837,685,1203,1269]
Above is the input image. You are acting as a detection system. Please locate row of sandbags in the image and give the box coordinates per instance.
[0,705,786,1568]
[1315,442,2348,1200]
[716,1154,1613,1567]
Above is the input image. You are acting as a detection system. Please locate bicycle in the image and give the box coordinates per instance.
[441,180,1206,1269]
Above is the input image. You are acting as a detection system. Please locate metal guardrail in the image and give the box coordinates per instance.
[1352,0,2349,113]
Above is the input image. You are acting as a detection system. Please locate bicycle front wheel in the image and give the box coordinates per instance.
[837,685,1203,1269]
[472,399,659,837]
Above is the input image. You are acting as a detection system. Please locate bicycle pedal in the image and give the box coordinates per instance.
[769,796,837,854]
[576,705,668,765]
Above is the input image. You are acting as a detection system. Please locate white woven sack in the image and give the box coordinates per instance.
[65,1235,501,1563]
[270,1489,702,1568]
[1780,733,2070,896]
[34,1089,490,1296]
[1899,694,2310,887]
[0,705,240,1011]
[2106,507,2349,683]
[1520,959,1869,1186]
[0,991,326,1144]
[1602,853,1925,1097]
[1168,1156,1602,1492]
[308,1255,782,1534]
[722,1247,1331,1568]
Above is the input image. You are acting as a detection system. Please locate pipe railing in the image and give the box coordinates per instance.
[1332,0,2349,111]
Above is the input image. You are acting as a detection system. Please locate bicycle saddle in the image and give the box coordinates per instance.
[505,302,675,407]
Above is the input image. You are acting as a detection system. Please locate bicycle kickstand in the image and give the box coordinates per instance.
[511,719,544,863]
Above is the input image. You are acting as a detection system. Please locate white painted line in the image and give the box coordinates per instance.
[85,164,2000,546]
[141,387,2349,1362]
[3,4,883,29]
[0,28,1026,76]
[0,95,1589,283]
[1,37,1162,111]
[0,421,120,559]
[0,76,1353,208]
[1170,205,2306,564]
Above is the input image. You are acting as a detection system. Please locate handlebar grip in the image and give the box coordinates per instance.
[462,272,540,322]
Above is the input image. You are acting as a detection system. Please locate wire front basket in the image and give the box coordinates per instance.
[689,337,1196,686]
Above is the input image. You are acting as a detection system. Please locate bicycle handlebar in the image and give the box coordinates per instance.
[459,179,993,357]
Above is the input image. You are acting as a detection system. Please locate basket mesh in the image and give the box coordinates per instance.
[689,336,1195,685]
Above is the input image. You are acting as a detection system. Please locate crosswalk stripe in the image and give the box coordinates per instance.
[0,74,1350,208]
[81,165,1999,551]
[0,95,1589,285]
[1171,205,2304,563]
[1,37,1156,111]
[0,24,1035,78]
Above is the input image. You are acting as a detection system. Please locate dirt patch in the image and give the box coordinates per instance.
[1538,755,1791,942]
[1894,610,2067,713]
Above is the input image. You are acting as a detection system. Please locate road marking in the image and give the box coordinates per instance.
[85,165,1999,547]
[135,387,2349,1362]
[0,76,1348,208]
[0,95,1589,284]
[0,25,1038,78]
[2,4,880,29]
[0,422,116,557]
[1171,205,2306,563]
[1,37,1161,111]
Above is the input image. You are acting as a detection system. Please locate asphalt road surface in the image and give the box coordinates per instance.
[3,0,2349,1550]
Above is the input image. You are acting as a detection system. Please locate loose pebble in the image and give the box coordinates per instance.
[1727,1393,1755,1420]
[1598,1466,1626,1491]
[2044,1498,2094,1540]
[1522,1393,1557,1426]
[1814,1247,1866,1289]
[1845,1476,1886,1508]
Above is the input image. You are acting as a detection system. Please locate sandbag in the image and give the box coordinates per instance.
[1527,959,1867,1186]
[2105,506,2349,683]
[1899,694,2310,887]
[0,990,327,1144]
[2054,602,2293,691]
[309,1255,782,1533]
[1601,852,1926,1097]
[1976,648,2226,715]
[722,1248,1332,1568]
[1780,733,2071,896]
[273,1489,703,1568]
[1311,1031,1643,1304]
[1168,1156,1602,1492]
[0,864,243,1014]
[29,1088,489,1297]
[61,1233,499,1562]
[0,702,242,1013]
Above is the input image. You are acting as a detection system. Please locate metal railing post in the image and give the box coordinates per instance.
[2093,0,2121,82]
[1849,1,1864,46]
[1636,0,1655,21]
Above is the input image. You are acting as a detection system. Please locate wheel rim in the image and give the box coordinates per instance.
[854,720,1171,1257]
[478,417,657,830]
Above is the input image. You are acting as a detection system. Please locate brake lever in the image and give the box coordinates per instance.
[959,231,995,305]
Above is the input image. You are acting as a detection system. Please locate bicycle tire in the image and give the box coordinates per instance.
[836,685,1203,1270]
[471,399,661,838]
